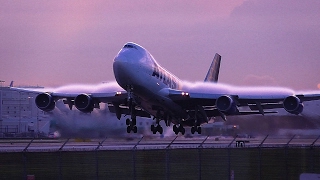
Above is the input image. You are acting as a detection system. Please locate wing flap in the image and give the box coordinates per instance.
[297,94,320,101]
[204,108,277,117]
[107,104,151,118]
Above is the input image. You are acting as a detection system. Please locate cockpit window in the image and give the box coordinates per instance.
[123,44,137,49]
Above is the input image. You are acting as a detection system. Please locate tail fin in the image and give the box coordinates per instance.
[9,81,14,87]
[204,53,221,83]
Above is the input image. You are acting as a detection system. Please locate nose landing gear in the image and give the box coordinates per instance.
[125,85,138,133]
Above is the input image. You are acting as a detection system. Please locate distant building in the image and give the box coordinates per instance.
[0,86,51,137]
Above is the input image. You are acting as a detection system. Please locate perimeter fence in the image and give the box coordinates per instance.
[0,135,320,180]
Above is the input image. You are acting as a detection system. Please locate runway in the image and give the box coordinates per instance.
[0,135,319,152]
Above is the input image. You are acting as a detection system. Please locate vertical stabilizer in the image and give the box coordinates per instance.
[9,81,14,87]
[204,53,221,83]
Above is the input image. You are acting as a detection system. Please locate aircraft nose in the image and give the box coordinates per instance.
[114,52,129,63]
[113,56,132,88]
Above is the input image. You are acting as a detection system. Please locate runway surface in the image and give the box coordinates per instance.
[0,135,319,152]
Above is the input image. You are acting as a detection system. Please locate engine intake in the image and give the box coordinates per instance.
[35,93,55,111]
[283,95,303,115]
[216,95,238,114]
[74,94,94,113]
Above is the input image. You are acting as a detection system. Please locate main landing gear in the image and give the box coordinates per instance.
[173,125,185,135]
[191,105,202,134]
[151,114,163,134]
[126,117,137,133]
[151,124,163,134]
[191,126,201,134]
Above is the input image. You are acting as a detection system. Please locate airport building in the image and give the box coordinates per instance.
[0,85,51,137]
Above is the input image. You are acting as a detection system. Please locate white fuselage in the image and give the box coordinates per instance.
[113,43,187,124]
[112,42,298,126]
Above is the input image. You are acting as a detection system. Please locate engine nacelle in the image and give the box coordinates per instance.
[283,95,304,115]
[35,93,55,111]
[74,94,94,113]
[216,95,238,114]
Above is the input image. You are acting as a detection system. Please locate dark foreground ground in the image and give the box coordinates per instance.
[1,146,319,180]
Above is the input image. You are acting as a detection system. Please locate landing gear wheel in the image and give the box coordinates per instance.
[173,125,179,135]
[151,124,163,134]
[191,126,201,134]
[126,126,131,133]
[126,118,138,133]
[191,126,195,134]
[133,126,137,133]
[126,118,130,126]
[197,127,202,134]
[173,125,185,135]
[132,118,136,125]
[151,125,157,134]
[158,126,163,134]
[180,126,185,135]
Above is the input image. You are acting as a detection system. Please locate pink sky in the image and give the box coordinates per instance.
[0,0,319,90]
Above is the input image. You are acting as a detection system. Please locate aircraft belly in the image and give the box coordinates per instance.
[134,88,187,123]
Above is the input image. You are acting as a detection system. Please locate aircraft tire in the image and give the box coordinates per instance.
[158,126,163,134]
[197,127,201,134]
[180,126,185,135]
[126,118,130,125]
[182,129,185,135]
[133,126,137,133]
[173,125,178,135]
[191,127,195,134]
[126,126,131,133]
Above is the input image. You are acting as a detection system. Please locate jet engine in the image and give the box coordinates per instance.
[216,95,238,114]
[35,93,55,111]
[74,94,94,113]
[283,95,304,115]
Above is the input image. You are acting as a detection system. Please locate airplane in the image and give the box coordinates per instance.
[14,42,320,135]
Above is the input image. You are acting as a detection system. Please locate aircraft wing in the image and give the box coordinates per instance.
[10,85,152,120]
[168,88,320,117]
[50,91,127,103]
[10,83,127,100]
[9,83,131,112]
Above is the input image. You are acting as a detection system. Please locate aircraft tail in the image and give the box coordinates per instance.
[204,53,221,83]
[9,81,14,87]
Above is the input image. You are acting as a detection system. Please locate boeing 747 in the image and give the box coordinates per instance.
[13,42,320,135]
